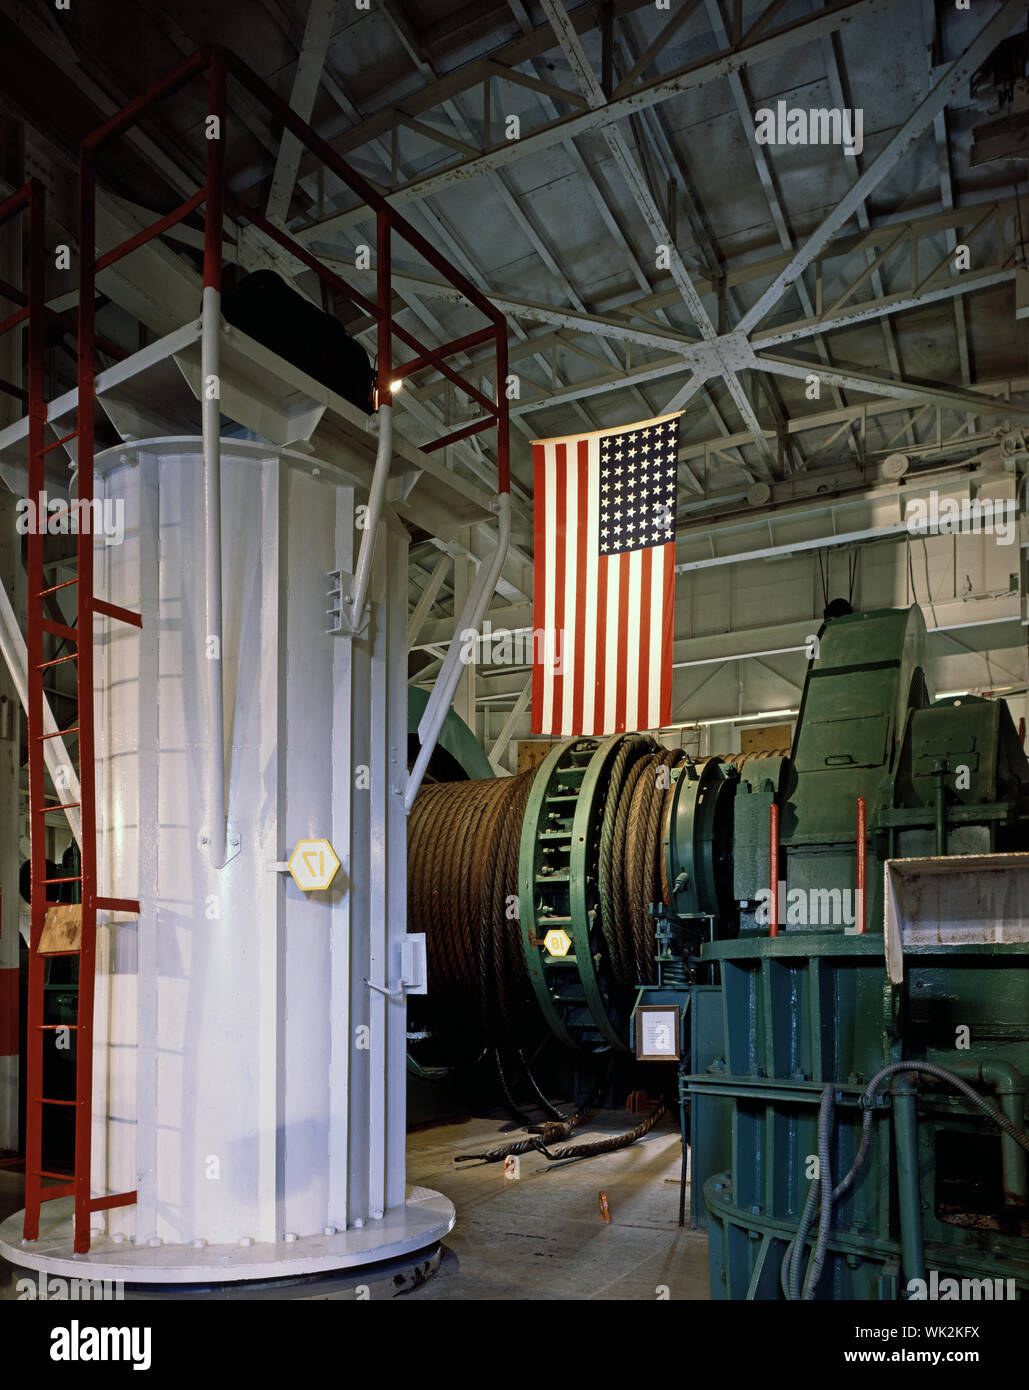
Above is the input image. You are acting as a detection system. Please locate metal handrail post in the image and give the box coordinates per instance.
[406,490,511,812]
[344,209,394,634]
[200,53,230,867]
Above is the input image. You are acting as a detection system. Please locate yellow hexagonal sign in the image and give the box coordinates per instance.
[543,928,572,957]
[288,838,340,892]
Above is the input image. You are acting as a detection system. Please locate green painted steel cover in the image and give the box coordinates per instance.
[407,684,494,782]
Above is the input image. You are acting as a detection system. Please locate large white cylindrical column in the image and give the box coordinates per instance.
[0,435,452,1281]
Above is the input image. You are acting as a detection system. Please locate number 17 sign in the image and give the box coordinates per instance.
[287,837,341,892]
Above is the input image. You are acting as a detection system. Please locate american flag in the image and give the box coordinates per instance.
[531,412,681,737]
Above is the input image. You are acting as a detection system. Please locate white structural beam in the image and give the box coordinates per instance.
[696,0,854,467]
[507,0,775,467]
[755,353,1029,421]
[265,0,339,225]
[0,577,81,848]
[407,553,452,649]
[753,268,1015,349]
[488,679,531,770]
[736,0,1026,335]
[296,0,904,237]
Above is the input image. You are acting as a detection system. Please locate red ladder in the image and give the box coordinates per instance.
[21,177,142,1255]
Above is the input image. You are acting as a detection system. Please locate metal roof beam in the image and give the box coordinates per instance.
[675,375,1029,460]
[537,0,774,472]
[265,0,339,225]
[295,0,904,238]
[736,0,1027,334]
[755,353,1029,420]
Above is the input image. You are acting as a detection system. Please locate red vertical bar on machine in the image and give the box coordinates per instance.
[769,803,779,938]
[856,796,867,934]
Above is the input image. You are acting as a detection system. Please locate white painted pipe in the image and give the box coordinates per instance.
[348,402,393,631]
[201,284,227,866]
[406,491,511,812]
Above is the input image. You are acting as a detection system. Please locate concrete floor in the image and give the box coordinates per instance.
[405,1110,710,1301]
[0,1110,710,1301]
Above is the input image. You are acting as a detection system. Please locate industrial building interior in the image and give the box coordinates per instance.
[0,0,1027,1326]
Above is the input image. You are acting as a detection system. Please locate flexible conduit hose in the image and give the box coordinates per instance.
[781,1060,1029,1300]
[454,1101,668,1165]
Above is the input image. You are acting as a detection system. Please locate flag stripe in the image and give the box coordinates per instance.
[552,443,566,730]
[649,545,664,726]
[594,552,608,738]
[572,439,590,736]
[604,555,619,734]
[660,542,674,725]
[625,550,642,732]
[637,548,652,729]
[542,448,557,734]
[582,435,599,736]
[532,413,680,738]
[615,550,630,733]
[562,443,578,735]
[531,443,546,734]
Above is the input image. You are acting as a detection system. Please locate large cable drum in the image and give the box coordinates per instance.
[408,769,535,1062]
[408,732,758,1058]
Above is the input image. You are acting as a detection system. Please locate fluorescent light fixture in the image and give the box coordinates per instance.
[658,708,799,731]
[937,686,1021,699]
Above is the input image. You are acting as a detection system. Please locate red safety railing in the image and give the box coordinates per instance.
[0,185,39,1189]
[0,195,124,400]
[12,47,511,1257]
[79,45,510,491]
[3,179,142,1256]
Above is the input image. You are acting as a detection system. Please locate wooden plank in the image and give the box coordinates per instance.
[38,903,81,955]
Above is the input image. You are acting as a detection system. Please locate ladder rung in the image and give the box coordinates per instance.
[35,578,78,597]
[89,1190,138,1213]
[39,804,81,816]
[40,1184,75,1202]
[97,897,140,914]
[41,618,79,643]
[37,1169,75,1180]
[43,874,82,883]
[36,1023,78,1030]
[35,1097,76,1107]
[36,726,79,741]
[91,598,142,629]
[0,304,29,335]
[40,429,79,455]
[33,949,79,958]
[36,652,78,670]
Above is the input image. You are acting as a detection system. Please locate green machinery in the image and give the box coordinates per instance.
[409,604,1029,1297]
[690,604,1029,1300]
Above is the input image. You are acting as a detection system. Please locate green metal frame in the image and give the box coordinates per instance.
[518,738,603,1052]
[568,734,642,1052]
[688,605,1029,1300]
[407,684,494,782]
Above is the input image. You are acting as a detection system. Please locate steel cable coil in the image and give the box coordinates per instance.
[408,771,534,1040]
